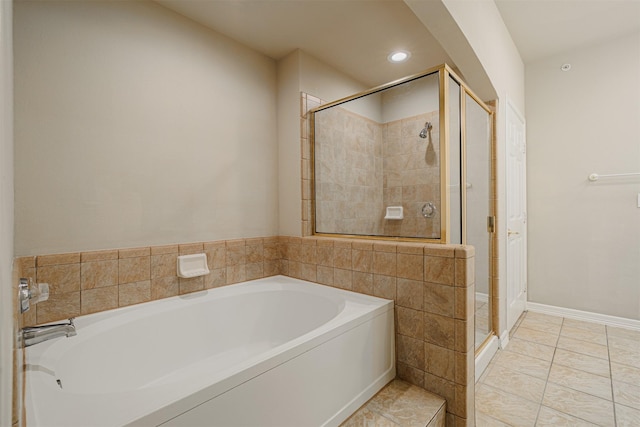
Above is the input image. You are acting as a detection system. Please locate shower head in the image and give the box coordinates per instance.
[419,122,432,139]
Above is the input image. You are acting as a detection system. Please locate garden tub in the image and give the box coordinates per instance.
[25,275,395,426]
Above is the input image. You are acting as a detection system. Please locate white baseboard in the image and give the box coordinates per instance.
[475,335,500,383]
[499,330,510,349]
[527,302,640,331]
[475,292,489,303]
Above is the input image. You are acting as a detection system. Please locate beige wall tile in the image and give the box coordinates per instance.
[300,243,316,265]
[119,257,150,284]
[81,250,118,262]
[455,351,474,386]
[204,242,226,269]
[454,285,474,321]
[424,245,455,258]
[150,245,178,255]
[454,319,473,353]
[263,260,280,277]
[424,256,455,286]
[352,272,373,295]
[373,251,396,276]
[246,262,264,280]
[300,263,317,282]
[263,242,279,261]
[397,278,423,310]
[454,246,474,259]
[81,260,118,290]
[352,249,372,273]
[119,247,150,258]
[37,264,81,294]
[81,286,118,315]
[397,334,425,370]
[151,276,179,299]
[373,242,397,253]
[373,275,396,300]
[246,243,264,264]
[179,276,204,294]
[151,254,177,279]
[36,291,80,324]
[397,362,425,389]
[37,253,80,266]
[397,243,424,254]
[205,268,226,289]
[226,243,246,267]
[397,306,423,339]
[226,265,246,284]
[334,246,352,269]
[179,243,204,255]
[455,258,474,287]
[334,268,352,290]
[424,282,455,317]
[424,312,455,349]
[316,244,334,267]
[119,280,151,306]
[424,343,455,382]
[397,253,423,281]
[316,265,334,286]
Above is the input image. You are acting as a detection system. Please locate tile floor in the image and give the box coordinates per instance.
[340,379,446,427]
[476,311,640,426]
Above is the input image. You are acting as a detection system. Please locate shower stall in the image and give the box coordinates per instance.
[310,64,497,352]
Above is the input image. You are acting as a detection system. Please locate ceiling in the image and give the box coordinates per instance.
[156,0,640,87]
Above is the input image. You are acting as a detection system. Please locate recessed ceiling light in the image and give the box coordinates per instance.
[561,63,571,71]
[388,50,411,63]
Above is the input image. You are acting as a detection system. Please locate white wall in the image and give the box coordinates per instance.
[0,0,13,423]
[14,0,278,256]
[527,32,640,320]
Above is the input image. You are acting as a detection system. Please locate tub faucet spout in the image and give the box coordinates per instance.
[21,318,76,348]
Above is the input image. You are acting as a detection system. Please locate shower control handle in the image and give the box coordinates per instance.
[421,202,437,218]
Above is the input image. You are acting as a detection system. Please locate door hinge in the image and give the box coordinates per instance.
[487,216,496,233]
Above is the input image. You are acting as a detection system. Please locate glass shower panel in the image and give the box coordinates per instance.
[464,92,492,349]
[313,72,442,239]
[448,77,462,244]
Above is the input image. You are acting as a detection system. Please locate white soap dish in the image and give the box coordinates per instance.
[177,253,210,278]
[384,206,404,220]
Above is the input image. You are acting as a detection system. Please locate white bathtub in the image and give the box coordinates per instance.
[25,275,395,426]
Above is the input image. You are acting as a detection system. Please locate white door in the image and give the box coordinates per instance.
[506,100,527,332]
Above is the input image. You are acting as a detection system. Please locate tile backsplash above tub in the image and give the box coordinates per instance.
[16,237,281,326]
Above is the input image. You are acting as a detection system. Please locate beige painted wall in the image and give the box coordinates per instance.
[0,1,14,424]
[527,32,640,320]
[277,50,369,237]
[14,0,278,256]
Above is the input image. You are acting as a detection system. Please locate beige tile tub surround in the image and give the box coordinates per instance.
[280,236,476,427]
[16,237,282,327]
[16,235,475,427]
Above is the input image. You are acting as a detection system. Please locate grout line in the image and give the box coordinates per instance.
[606,325,618,427]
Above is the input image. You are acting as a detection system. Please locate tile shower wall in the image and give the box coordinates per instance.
[304,93,441,239]
[382,113,441,239]
[15,235,476,427]
[313,105,384,235]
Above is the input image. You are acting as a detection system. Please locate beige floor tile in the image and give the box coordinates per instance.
[560,325,607,346]
[609,345,640,369]
[616,403,640,427]
[340,406,399,427]
[552,348,610,378]
[542,383,614,427]
[520,317,562,335]
[611,362,640,386]
[365,379,445,427]
[483,364,547,403]
[556,335,609,360]
[505,337,555,362]
[547,364,612,400]
[607,334,640,353]
[562,318,606,333]
[513,326,559,347]
[494,349,552,380]
[613,380,640,410]
[476,384,539,427]
[606,326,640,341]
[535,406,599,426]
[524,311,563,325]
[475,411,512,427]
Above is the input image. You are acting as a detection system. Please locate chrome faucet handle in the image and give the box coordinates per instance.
[19,278,30,313]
